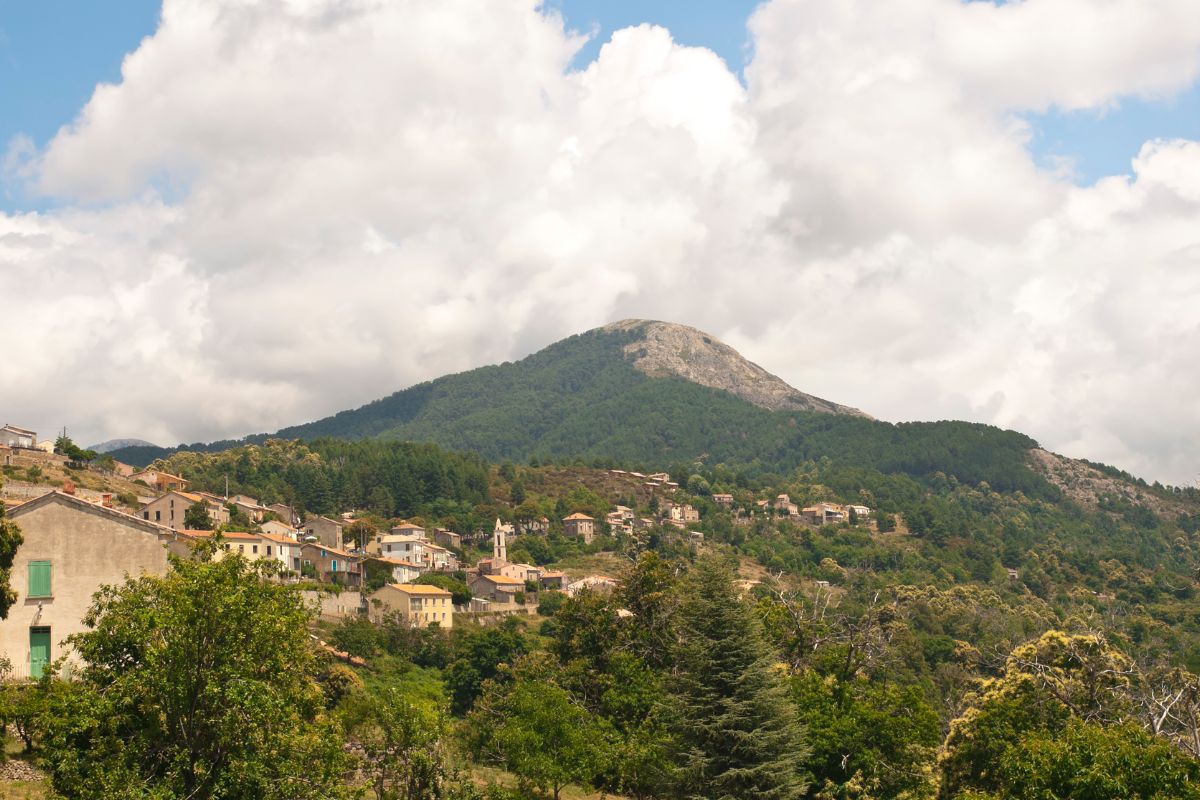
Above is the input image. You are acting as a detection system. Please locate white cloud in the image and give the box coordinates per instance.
[1,0,1198,483]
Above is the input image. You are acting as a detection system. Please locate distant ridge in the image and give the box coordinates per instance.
[89,438,160,454]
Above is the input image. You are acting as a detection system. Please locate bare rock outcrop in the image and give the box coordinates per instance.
[601,319,870,417]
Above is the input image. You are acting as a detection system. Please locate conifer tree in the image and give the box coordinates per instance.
[668,556,807,800]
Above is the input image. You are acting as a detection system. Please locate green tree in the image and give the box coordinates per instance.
[413,572,471,607]
[339,687,475,800]
[791,670,939,799]
[0,482,22,619]
[940,630,1135,798]
[445,619,528,715]
[470,655,611,800]
[973,719,1200,800]
[38,545,351,800]
[184,499,211,530]
[668,556,807,800]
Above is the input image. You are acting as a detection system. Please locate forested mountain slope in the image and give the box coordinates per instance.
[112,322,1056,498]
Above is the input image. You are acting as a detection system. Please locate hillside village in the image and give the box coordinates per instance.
[0,425,884,678]
[5,421,1200,800]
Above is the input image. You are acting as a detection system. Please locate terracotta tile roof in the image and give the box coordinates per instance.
[301,542,358,559]
[372,556,423,569]
[480,574,524,585]
[388,583,451,595]
[184,530,260,541]
[563,512,594,520]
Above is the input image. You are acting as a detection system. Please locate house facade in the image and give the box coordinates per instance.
[433,528,462,549]
[563,512,595,544]
[468,573,524,603]
[128,470,189,492]
[259,532,303,574]
[301,515,344,548]
[300,543,362,587]
[367,556,424,584]
[140,491,229,531]
[259,519,298,539]
[267,503,299,526]
[368,584,453,628]
[0,425,36,449]
[1,493,189,678]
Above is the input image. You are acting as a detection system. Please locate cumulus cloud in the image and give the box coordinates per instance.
[1,0,1198,482]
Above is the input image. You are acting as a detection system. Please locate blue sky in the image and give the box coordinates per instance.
[0,0,1196,208]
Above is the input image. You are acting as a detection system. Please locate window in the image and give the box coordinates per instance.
[155,510,161,521]
[237,545,244,552]
[266,546,272,556]
[27,561,51,598]
[331,559,338,572]
[252,545,259,554]
[143,511,149,520]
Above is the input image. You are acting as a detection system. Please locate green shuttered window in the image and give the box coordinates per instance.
[27,561,51,598]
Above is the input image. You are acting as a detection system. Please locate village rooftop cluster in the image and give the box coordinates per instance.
[0,425,873,679]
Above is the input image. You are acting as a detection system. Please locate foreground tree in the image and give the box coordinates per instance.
[39,545,351,800]
[940,630,1135,798]
[961,719,1200,800]
[469,654,612,800]
[0,481,22,619]
[183,498,211,530]
[340,687,476,800]
[668,556,807,800]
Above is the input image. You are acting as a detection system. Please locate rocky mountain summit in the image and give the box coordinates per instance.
[603,319,870,417]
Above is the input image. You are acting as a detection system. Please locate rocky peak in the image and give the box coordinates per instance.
[600,319,870,417]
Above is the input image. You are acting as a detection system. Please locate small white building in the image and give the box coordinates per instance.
[0,425,36,449]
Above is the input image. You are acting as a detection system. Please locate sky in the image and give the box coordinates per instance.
[0,0,1198,483]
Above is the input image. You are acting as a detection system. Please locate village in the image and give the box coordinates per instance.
[0,424,874,679]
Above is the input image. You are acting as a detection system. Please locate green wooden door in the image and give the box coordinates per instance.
[29,628,50,679]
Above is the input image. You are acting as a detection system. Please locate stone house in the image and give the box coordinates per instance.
[139,491,229,531]
[259,519,298,539]
[433,528,462,549]
[801,503,848,525]
[563,512,595,544]
[366,556,424,585]
[712,493,734,507]
[468,573,525,603]
[128,470,189,492]
[301,515,344,548]
[300,543,362,588]
[267,503,299,526]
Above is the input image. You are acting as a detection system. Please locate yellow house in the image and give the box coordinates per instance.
[368,583,453,629]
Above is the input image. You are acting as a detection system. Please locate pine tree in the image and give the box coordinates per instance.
[668,556,807,800]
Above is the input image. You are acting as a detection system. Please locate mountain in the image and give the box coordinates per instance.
[600,320,868,416]
[109,320,1055,497]
[88,438,160,454]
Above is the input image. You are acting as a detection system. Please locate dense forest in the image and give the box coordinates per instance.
[155,439,490,520]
